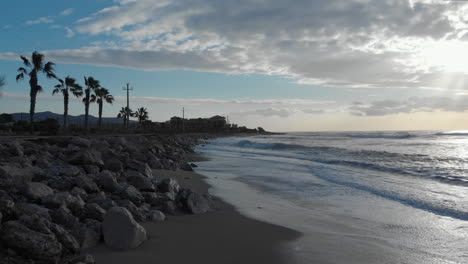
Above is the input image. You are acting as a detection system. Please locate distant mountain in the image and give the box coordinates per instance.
[9,111,135,125]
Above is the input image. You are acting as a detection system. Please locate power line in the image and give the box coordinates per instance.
[122,83,133,126]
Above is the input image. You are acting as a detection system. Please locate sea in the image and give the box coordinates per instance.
[195,131,468,264]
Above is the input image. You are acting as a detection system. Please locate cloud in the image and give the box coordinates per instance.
[60,8,75,17]
[26,16,54,25]
[50,25,75,38]
[349,96,468,116]
[4,1,468,92]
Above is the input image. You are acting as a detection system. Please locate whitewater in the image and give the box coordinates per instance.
[195,131,468,264]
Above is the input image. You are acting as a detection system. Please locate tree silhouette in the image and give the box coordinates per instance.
[53,76,83,127]
[117,107,133,126]
[83,76,100,129]
[16,52,56,133]
[0,75,5,88]
[134,107,149,123]
[91,87,114,128]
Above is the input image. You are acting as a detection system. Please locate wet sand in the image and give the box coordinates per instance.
[88,169,301,264]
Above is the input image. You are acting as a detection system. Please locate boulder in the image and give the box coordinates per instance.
[97,171,118,192]
[71,220,102,250]
[146,210,166,222]
[13,203,51,221]
[185,192,210,214]
[50,223,80,255]
[157,178,180,194]
[95,198,117,211]
[68,150,104,168]
[42,192,85,215]
[140,163,153,178]
[70,137,91,148]
[48,166,81,177]
[102,207,147,250]
[64,254,95,264]
[104,159,123,173]
[51,206,80,229]
[76,176,100,193]
[179,162,193,171]
[19,214,52,234]
[70,187,88,201]
[116,200,145,222]
[142,192,159,206]
[83,165,100,175]
[22,182,54,201]
[127,175,155,192]
[83,203,106,221]
[0,165,33,191]
[1,221,62,261]
[47,177,76,191]
[117,185,144,205]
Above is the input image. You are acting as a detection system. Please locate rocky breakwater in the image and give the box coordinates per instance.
[0,135,212,263]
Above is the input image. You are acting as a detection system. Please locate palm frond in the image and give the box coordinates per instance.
[43,62,55,74]
[90,94,97,103]
[16,73,24,82]
[17,67,28,74]
[35,85,43,93]
[52,88,60,95]
[31,52,44,71]
[20,56,31,67]
[105,95,114,104]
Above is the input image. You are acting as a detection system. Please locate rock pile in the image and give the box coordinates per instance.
[0,135,211,263]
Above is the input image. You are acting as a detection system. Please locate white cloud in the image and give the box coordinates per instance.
[26,16,54,25]
[60,8,75,17]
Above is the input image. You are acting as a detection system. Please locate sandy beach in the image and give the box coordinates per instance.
[88,169,301,264]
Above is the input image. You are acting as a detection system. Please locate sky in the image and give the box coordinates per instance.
[2,0,468,131]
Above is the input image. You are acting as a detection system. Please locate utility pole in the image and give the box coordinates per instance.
[182,107,185,133]
[122,83,133,126]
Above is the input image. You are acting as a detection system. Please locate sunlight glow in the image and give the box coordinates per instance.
[419,41,468,73]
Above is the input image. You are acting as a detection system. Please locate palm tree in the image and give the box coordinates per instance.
[16,52,56,132]
[0,75,5,88]
[134,107,149,123]
[117,107,133,126]
[91,87,114,128]
[83,76,100,129]
[53,76,83,127]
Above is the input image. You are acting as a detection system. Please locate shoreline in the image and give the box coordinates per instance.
[88,169,301,264]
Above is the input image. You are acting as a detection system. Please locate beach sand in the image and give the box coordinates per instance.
[88,169,301,264]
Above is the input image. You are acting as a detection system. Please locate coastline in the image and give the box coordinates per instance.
[88,168,301,264]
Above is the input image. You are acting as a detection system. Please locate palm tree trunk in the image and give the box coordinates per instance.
[84,90,89,129]
[64,93,69,128]
[29,89,37,134]
[98,102,103,128]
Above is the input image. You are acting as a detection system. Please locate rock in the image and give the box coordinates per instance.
[42,192,85,215]
[76,176,100,193]
[47,177,76,191]
[8,141,24,157]
[71,187,88,201]
[48,166,81,177]
[95,198,117,211]
[190,163,198,168]
[70,137,91,148]
[65,254,95,264]
[50,223,80,255]
[161,201,177,215]
[184,192,210,214]
[117,185,144,205]
[83,203,106,221]
[104,159,123,173]
[140,163,153,178]
[19,214,51,234]
[97,170,118,192]
[68,150,104,168]
[116,200,145,222]
[1,221,62,261]
[51,206,80,229]
[179,162,193,171]
[157,178,180,194]
[83,165,100,175]
[0,197,15,220]
[127,175,155,192]
[71,220,102,250]
[147,153,163,169]
[142,192,159,206]
[13,203,51,221]
[102,207,147,250]
[22,182,54,201]
[146,210,166,222]
[0,165,33,192]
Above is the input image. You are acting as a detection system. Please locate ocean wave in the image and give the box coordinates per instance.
[348,134,413,139]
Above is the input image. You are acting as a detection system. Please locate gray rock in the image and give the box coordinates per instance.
[65,254,95,264]
[96,198,117,211]
[70,137,91,148]
[68,150,104,168]
[102,207,147,250]
[97,170,118,192]
[13,203,51,221]
[142,192,159,206]
[83,165,100,175]
[19,214,52,234]
[157,178,180,194]
[147,153,163,169]
[71,220,102,250]
[117,185,144,205]
[1,221,62,261]
[140,163,153,178]
[47,176,76,191]
[146,210,166,222]
[71,187,88,201]
[185,192,210,214]
[22,182,54,201]
[50,223,80,255]
[83,203,106,221]
[48,166,81,177]
[51,206,80,229]
[179,162,193,171]
[116,200,145,222]
[104,159,123,172]
[0,165,33,191]
[161,201,177,215]
[76,176,100,193]
[42,192,85,215]
[127,175,155,192]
